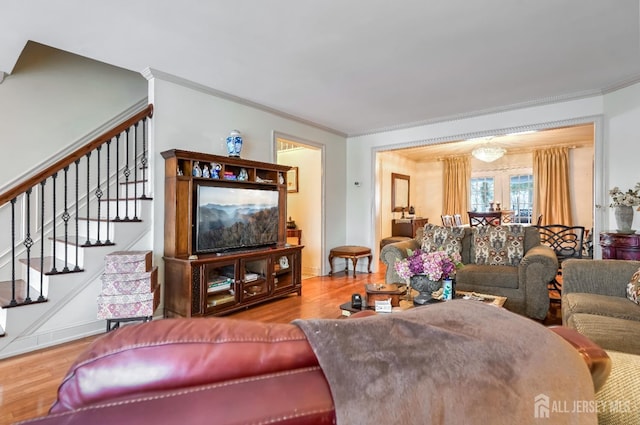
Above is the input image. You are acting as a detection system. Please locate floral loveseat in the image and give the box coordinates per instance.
[380,223,558,320]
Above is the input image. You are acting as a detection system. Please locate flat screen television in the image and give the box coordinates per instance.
[195,183,280,254]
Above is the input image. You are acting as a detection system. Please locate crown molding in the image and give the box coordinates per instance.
[600,74,640,94]
[140,67,640,139]
[348,89,605,138]
[349,75,640,138]
[373,115,603,156]
[141,67,347,138]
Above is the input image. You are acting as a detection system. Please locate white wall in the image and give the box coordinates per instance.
[603,83,640,231]
[0,42,147,189]
[279,147,322,276]
[147,72,347,276]
[349,95,608,261]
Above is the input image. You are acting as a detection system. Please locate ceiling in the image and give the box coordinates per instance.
[1,1,639,137]
[389,123,594,162]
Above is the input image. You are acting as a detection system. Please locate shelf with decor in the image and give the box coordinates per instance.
[272,252,297,293]
[161,149,303,318]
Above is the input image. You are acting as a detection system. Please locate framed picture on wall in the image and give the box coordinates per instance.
[287,167,299,193]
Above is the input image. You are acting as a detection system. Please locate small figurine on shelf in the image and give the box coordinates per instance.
[192,161,202,177]
[238,168,249,181]
[287,216,297,229]
[202,164,211,178]
[177,166,183,176]
[278,173,285,185]
[211,163,221,179]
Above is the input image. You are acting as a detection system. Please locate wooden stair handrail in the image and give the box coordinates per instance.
[0,104,153,207]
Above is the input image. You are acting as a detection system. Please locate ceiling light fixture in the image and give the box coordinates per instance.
[471,142,506,162]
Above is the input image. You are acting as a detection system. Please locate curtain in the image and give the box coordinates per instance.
[533,147,572,225]
[443,156,470,220]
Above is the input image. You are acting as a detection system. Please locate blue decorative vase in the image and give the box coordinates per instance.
[226,130,243,157]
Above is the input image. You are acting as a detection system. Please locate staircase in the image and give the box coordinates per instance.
[0,104,154,358]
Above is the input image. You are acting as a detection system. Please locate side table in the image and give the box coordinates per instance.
[600,231,640,260]
[286,228,302,245]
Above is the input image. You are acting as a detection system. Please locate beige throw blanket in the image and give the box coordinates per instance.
[293,301,596,425]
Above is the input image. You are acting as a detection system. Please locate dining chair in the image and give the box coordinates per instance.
[453,214,463,227]
[535,224,586,301]
[441,215,454,227]
[467,211,501,227]
[500,211,514,224]
[583,228,594,259]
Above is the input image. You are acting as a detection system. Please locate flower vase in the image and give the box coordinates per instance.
[226,130,243,157]
[615,205,634,233]
[409,275,442,305]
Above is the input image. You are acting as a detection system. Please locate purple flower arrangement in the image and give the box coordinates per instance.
[394,249,463,281]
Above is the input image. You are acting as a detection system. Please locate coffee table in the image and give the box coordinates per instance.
[339,289,506,316]
[455,290,507,307]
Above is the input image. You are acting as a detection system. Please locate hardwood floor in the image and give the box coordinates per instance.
[0,265,560,424]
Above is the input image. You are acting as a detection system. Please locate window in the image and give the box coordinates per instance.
[470,170,533,221]
[510,174,533,223]
[470,177,494,212]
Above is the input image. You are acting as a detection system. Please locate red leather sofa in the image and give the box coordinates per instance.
[17,313,609,425]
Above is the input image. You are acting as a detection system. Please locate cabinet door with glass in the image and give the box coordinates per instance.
[272,251,298,294]
[203,260,238,314]
[240,255,270,302]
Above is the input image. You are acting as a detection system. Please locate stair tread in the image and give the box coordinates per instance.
[119,179,149,184]
[18,256,83,273]
[0,279,45,307]
[99,197,153,201]
[78,216,143,222]
[49,235,115,246]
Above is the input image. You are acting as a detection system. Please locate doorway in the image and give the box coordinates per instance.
[373,119,602,257]
[276,134,323,278]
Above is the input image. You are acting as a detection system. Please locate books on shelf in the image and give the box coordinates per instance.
[244,273,259,282]
[208,276,233,292]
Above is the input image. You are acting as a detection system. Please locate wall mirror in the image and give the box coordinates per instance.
[391,173,410,212]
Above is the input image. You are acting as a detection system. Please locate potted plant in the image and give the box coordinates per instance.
[394,249,463,305]
[609,183,640,233]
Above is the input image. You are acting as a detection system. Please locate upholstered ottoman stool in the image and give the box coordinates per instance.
[329,245,372,276]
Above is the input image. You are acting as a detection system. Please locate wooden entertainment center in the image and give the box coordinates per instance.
[161,149,303,318]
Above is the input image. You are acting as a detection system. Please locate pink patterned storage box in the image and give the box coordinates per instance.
[104,250,152,274]
[97,284,160,319]
[101,267,158,296]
